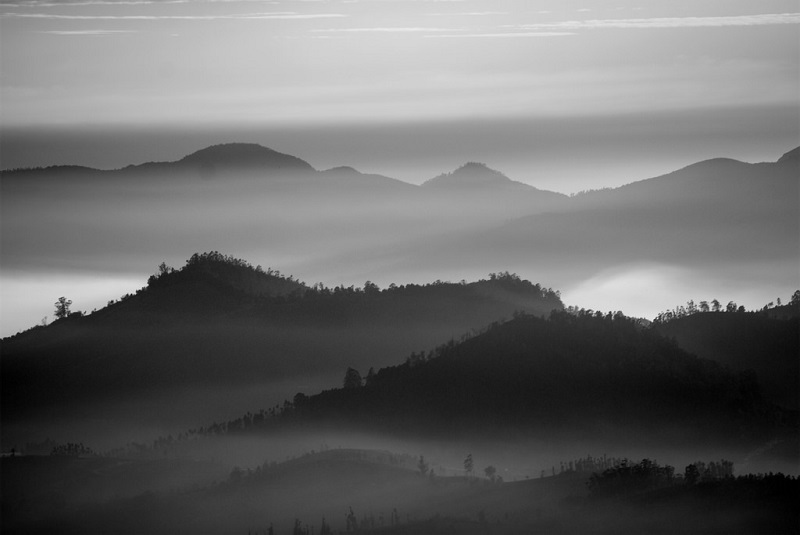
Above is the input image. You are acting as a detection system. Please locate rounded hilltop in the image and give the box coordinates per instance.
[178,143,315,172]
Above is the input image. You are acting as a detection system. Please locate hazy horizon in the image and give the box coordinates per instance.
[1,0,798,414]
[1,2,799,528]
[2,0,798,193]
[3,1,798,338]
[1,106,798,194]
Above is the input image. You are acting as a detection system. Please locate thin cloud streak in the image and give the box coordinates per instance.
[38,29,140,34]
[356,0,467,2]
[2,11,347,19]
[427,31,574,38]
[0,1,186,5]
[510,13,800,31]
[426,11,509,16]
[1,0,280,5]
[312,26,462,32]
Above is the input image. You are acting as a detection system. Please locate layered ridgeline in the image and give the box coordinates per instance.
[7,294,796,534]
[653,301,800,410]
[419,161,568,217]
[0,143,565,282]
[0,252,563,423]
[4,143,795,301]
[157,309,796,451]
[394,146,800,289]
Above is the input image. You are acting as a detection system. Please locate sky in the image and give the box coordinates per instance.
[1,0,798,188]
[1,0,799,336]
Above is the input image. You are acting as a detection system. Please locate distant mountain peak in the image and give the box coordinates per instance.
[673,157,746,175]
[322,165,361,175]
[177,143,315,173]
[422,162,522,189]
[460,161,493,171]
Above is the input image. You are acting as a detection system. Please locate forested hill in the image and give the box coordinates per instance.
[228,311,796,446]
[653,308,799,410]
[4,254,562,336]
[1,253,563,418]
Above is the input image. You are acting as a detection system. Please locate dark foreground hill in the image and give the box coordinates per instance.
[190,311,797,451]
[653,308,799,409]
[0,253,562,433]
[3,448,796,535]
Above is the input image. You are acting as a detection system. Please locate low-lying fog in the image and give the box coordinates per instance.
[1,146,797,535]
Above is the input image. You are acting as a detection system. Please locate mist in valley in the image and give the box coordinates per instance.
[2,0,800,532]
[2,144,798,534]
[2,145,799,534]
[2,144,797,337]
[2,246,798,533]
[4,423,798,533]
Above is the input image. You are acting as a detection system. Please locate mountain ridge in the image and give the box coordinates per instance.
[0,143,553,197]
[777,146,799,164]
[5,142,794,200]
[423,162,531,190]
[2,142,797,186]
[190,310,797,447]
[176,143,316,173]
[0,253,564,424]
[653,310,799,409]
[1,143,796,341]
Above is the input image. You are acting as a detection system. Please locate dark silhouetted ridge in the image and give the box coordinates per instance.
[255,311,793,444]
[777,146,799,164]
[0,164,102,176]
[0,257,563,415]
[141,251,307,310]
[322,165,359,175]
[653,310,799,409]
[177,143,315,173]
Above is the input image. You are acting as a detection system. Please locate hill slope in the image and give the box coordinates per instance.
[175,143,315,174]
[0,143,563,289]
[653,310,800,409]
[3,144,793,300]
[0,254,563,436]
[391,148,799,292]
[211,311,796,448]
[423,162,539,191]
